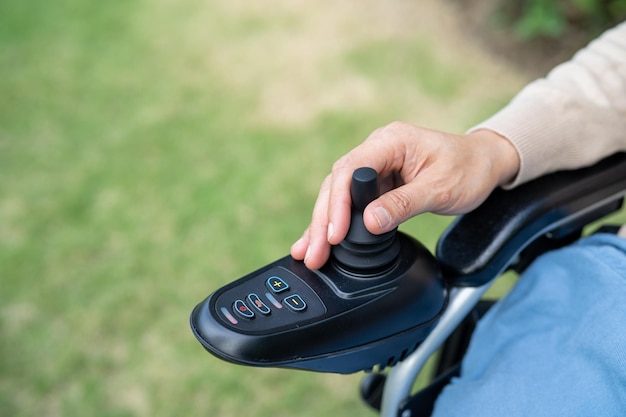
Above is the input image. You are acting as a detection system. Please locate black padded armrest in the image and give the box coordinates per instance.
[436,152,626,287]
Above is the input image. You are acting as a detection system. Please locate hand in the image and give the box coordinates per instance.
[290,121,520,270]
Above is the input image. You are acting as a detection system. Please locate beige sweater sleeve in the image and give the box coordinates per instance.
[470,21,626,188]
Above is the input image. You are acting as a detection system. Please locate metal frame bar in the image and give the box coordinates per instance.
[380,284,491,417]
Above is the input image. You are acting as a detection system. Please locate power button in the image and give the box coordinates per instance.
[233,300,255,319]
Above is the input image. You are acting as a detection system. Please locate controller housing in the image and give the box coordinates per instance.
[190,233,446,373]
[190,168,448,373]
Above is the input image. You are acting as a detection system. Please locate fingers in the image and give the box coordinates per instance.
[290,227,309,260]
[291,219,331,271]
[291,175,334,270]
[292,123,413,269]
[305,175,334,269]
[326,130,405,233]
[291,151,388,268]
[291,124,520,271]
[322,163,351,244]
[362,180,450,235]
[363,186,417,235]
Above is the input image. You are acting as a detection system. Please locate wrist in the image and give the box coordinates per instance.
[468,129,521,187]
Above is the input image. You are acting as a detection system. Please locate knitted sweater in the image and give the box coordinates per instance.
[471,21,626,188]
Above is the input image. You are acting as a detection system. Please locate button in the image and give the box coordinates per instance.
[247,293,271,315]
[266,276,289,293]
[233,300,255,319]
[283,294,307,312]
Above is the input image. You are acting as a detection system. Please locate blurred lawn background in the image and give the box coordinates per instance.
[0,0,534,416]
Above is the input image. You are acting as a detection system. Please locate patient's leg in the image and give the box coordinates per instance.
[432,233,626,417]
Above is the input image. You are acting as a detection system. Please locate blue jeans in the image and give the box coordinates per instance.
[432,234,626,417]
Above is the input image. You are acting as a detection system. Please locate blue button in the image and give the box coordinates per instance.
[266,276,289,293]
[233,300,255,319]
[247,293,271,315]
[283,294,307,312]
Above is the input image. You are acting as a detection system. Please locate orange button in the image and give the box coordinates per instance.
[247,293,271,315]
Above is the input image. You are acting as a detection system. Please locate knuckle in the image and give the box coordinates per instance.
[331,157,347,172]
[387,188,414,219]
[332,153,354,173]
[429,178,464,214]
[434,190,453,210]
[377,121,403,139]
[386,120,407,131]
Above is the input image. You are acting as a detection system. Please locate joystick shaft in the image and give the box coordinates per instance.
[332,168,401,275]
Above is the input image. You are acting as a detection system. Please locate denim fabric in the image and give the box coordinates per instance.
[432,234,626,417]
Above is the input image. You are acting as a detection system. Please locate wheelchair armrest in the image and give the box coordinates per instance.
[437,152,626,287]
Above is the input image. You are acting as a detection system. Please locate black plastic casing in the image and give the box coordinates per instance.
[437,152,626,286]
[190,232,447,374]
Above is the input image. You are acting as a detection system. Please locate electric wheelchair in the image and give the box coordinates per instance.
[191,152,626,417]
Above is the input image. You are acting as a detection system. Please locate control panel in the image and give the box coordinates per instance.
[213,266,326,332]
[190,168,448,373]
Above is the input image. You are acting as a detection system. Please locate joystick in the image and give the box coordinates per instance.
[190,168,447,373]
[332,167,401,275]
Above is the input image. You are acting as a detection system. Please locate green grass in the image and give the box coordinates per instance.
[347,39,470,100]
[0,1,533,416]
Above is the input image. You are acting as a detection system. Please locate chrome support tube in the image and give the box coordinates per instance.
[380,283,491,417]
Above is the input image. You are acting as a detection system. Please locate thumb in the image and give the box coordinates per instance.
[363,186,429,234]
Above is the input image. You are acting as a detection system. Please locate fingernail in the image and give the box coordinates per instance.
[327,223,335,241]
[304,246,311,264]
[372,206,391,230]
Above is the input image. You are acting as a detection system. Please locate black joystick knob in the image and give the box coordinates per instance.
[332,167,401,275]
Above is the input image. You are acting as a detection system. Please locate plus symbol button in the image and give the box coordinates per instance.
[266,276,289,293]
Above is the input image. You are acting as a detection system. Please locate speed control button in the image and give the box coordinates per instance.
[247,293,271,315]
[233,300,255,319]
[283,294,307,312]
[266,276,289,293]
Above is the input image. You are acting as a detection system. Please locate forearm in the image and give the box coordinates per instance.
[471,21,626,188]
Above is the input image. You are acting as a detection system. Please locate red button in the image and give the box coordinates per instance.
[233,300,255,319]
